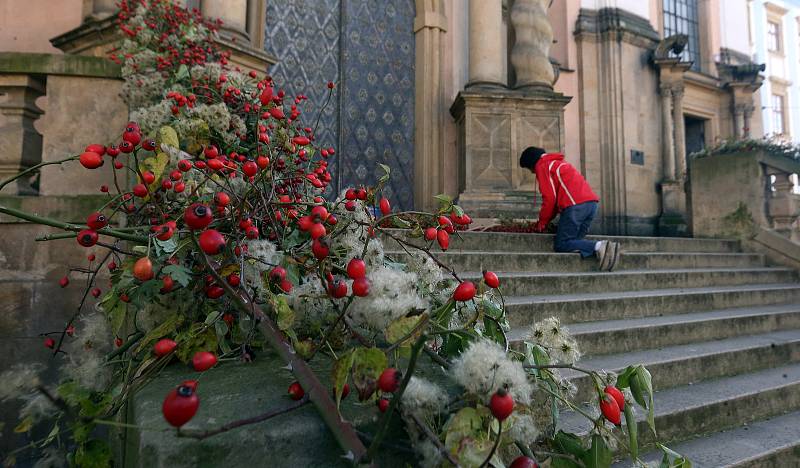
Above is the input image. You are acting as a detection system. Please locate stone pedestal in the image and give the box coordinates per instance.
[658,180,688,236]
[451,88,571,218]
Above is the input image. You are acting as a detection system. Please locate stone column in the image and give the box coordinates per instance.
[414,0,448,211]
[660,84,675,180]
[0,75,45,195]
[510,0,555,89]
[672,84,687,180]
[201,0,249,43]
[733,105,744,139]
[467,0,505,87]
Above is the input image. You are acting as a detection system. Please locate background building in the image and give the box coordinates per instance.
[750,0,800,141]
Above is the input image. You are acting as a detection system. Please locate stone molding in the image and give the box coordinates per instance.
[0,52,121,79]
[574,7,659,47]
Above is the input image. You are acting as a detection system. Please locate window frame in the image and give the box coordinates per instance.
[772,93,786,135]
[767,20,782,53]
[662,0,702,72]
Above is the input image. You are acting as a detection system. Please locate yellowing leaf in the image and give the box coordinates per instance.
[14,416,33,433]
[332,351,354,409]
[385,314,426,348]
[274,296,294,331]
[157,125,179,149]
[139,151,170,192]
[220,264,240,277]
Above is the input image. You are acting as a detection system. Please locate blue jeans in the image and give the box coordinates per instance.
[554,201,598,258]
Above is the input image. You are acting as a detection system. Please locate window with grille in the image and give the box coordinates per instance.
[767,21,782,52]
[663,0,701,71]
[772,94,785,135]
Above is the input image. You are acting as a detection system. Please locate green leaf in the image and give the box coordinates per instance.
[100,294,126,336]
[332,351,354,409]
[624,402,639,461]
[350,347,387,401]
[134,313,181,354]
[175,64,189,81]
[205,310,223,325]
[658,444,692,468]
[74,439,113,468]
[154,237,178,254]
[551,457,582,468]
[634,365,656,437]
[433,194,453,205]
[161,264,193,287]
[274,296,294,331]
[452,204,465,217]
[14,416,33,433]
[443,407,485,451]
[616,365,637,389]
[581,434,612,468]
[214,320,229,339]
[554,431,586,458]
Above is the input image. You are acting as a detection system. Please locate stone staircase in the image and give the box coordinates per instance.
[388,231,800,466]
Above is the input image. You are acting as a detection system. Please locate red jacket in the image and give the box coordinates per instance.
[534,153,599,229]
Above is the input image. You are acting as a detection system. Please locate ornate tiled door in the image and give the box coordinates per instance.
[265,0,416,209]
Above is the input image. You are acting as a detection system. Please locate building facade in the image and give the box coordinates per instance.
[750,0,800,142]
[0,0,765,235]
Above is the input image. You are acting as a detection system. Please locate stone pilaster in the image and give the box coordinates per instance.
[0,74,45,195]
[660,84,675,180]
[509,0,555,90]
[672,84,687,180]
[467,0,505,88]
[413,0,448,211]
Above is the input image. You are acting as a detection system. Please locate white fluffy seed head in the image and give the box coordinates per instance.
[451,339,534,405]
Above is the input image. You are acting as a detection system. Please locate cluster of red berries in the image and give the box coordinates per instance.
[423,213,473,251]
[599,385,625,425]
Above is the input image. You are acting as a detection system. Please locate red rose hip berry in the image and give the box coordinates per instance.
[184,203,213,230]
[599,393,621,425]
[162,380,199,427]
[346,258,366,279]
[453,281,476,302]
[153,338,177,357]
[604,385,625,411]
[489,389,514,421]
[377,368,401,393]
[79,151,104,169]
[510,456,539,468]
[483,271,500,289]
[192,351,217,372]
[198,229,226,255]
[288,381,304,400]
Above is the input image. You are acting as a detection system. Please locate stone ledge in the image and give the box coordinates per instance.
[574,8,659,46]
[0,52,121,79]
[125,354,450,467]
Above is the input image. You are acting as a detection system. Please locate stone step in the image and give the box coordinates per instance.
[385,250,765,273]
[559,362,800,448]
[503,283,800,326]
[527,304,800,356]
[563,329,800,405]
[615,410,800,467]
[460,267,797,297]
[383,230,742,253]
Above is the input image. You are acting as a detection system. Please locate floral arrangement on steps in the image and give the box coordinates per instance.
[0,1,688,467]
[689,136,800,161]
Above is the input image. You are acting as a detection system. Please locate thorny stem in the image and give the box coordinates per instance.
[0,205,148,243]
[177,395,310,440]
[0,155,78,192]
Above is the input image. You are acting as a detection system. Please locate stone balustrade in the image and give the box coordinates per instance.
[689,149,800,268]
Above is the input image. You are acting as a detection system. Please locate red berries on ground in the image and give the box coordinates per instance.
[453,281,476,302]
[378,368,401,393]
[184,203,213,230]
[79,151,103,169]
[77,229,99,247]
[162,380,199,427]
[604,385,625,411]
[347,258,366,279]
[600,393,622,425]
[288,381,304,400]
[44,337,55,349]
[133,257,154,281]
[192,351,217,372]
[198,229,226,255]
[489,389,514,421]
[154,338,178,357]
[483,271,500,289]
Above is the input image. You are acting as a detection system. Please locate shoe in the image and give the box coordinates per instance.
[596,240,611,271]
[606,242,621,272]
